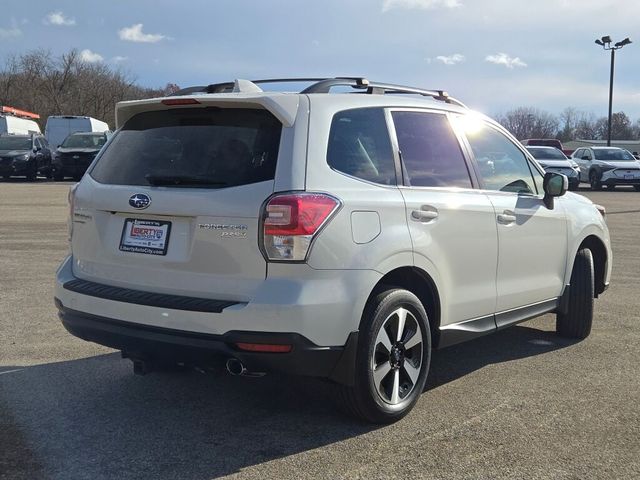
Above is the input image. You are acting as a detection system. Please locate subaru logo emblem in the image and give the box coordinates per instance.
[129,193,151,209]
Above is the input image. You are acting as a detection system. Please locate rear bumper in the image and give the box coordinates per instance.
[55,255,377,383]
[55,255,378,346]
[56,300,356,380]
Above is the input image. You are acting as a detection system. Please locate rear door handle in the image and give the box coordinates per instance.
[497,210,516,225]
[411,207,438,222]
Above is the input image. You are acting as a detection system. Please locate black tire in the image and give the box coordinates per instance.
[53,171,64,181]
[337,288,431,423]
[634,185,640,192]
[605,184,615,190]
[556,248,594,339]
[589,171,602,191]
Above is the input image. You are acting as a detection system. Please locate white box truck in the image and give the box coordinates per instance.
[0,106,41,134]
[45,116,109,148]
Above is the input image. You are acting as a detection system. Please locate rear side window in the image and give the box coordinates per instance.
[327,108,396,185]
[392,111,472,188]
[90,108,282,188]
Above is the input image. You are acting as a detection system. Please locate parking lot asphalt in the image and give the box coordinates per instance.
[1,180,639,480]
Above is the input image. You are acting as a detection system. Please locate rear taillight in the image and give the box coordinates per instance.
[261,192,340,261]
[67,183,78,242]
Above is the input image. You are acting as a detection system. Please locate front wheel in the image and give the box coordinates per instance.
[556,248,594,339]
[634,185,640,192]
[26,163,37,182]
[337,288,431,423]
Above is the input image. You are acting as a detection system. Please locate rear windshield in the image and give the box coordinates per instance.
[62,134,106,149]
[90,107,282,188]
[527,147,566,160]
[593,148,636,161]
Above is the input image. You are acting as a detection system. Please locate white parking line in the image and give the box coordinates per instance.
[0,368,25,376]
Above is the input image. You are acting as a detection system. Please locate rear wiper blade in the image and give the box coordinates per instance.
[145,174,228,187]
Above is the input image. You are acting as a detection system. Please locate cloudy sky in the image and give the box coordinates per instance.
[1,0,639,118]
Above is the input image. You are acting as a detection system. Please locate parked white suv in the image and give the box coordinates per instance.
[55,78,611,423]
[571,146,640,190]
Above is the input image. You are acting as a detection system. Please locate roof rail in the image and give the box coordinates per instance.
[170,77,467,108]
[300,78,467,107]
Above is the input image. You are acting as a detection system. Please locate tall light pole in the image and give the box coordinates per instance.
[594,36,632,146]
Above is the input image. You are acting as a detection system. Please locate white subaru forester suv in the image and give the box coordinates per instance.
[55,77,611,423]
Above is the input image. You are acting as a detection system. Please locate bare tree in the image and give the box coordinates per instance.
[0,49,174,129]
[573,112,599,140]
[495,107,559,140]
[632,119,640,140]
[593,112,634,140]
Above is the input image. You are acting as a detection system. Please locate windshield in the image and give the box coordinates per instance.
[0,136,31,150]
[90,107,282,188]
[61,134,106,149]
[527,147,567,160]
[593,148,636,161]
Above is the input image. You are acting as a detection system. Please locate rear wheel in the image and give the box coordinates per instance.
[589,171,602,191]
[634,185,640,192]
[556,248,594,339]
[337,288,431,423]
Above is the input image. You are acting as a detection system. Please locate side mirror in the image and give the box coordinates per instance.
[543,172,568,209]
[581,155,590,161]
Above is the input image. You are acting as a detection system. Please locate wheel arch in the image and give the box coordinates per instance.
[578,234,608,297]
[363,266,442,348]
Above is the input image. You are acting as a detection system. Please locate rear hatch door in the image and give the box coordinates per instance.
[71,105,283,301]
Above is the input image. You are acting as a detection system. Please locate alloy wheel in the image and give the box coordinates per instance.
[371,307,423,405]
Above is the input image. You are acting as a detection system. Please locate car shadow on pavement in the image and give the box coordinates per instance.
[0,355,372,480]
[427,323,575,390]
[0,323,575,480]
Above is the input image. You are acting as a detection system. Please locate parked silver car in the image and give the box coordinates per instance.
[526,146,580,190]
[55,77,611,423]
[571,146,640,190]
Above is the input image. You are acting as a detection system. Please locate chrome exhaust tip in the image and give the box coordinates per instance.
[225,358,266,377]
[226,358,247,376]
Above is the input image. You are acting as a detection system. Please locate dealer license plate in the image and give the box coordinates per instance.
[119,219,171,256]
